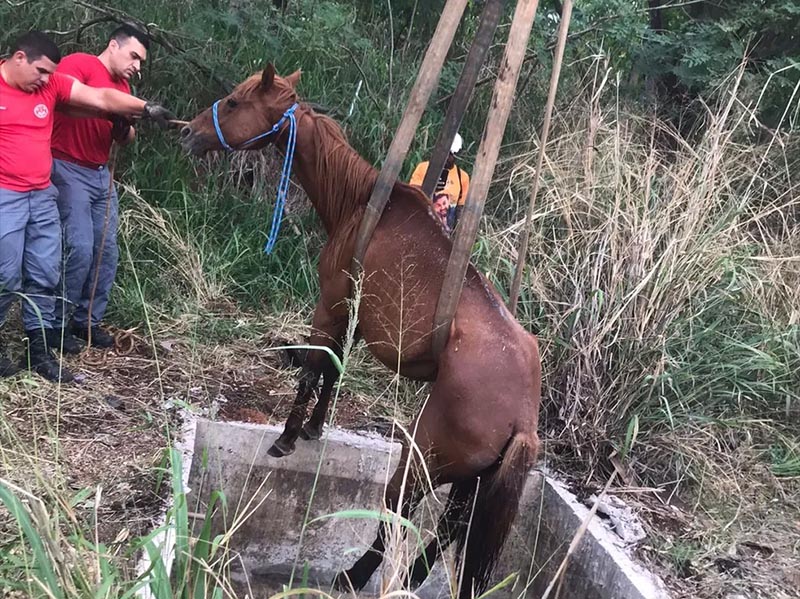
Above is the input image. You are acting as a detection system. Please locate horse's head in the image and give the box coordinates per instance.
[181,63,301,156]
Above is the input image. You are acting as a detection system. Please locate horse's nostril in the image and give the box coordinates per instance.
[180,125,192,138]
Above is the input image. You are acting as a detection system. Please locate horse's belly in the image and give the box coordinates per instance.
[396,359,437,381]
[356,272,438,380]
[358,328,437,381]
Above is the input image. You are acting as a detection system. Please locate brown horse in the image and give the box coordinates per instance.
[181,65,541,598]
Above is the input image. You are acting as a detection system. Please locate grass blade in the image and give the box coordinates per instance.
[0,481,63,599]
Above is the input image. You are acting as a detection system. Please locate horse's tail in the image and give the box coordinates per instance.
[455,432,538,598]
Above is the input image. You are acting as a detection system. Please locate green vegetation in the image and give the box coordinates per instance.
[1,1,798,597]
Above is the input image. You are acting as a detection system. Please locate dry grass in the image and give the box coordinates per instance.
[471,68,800,597]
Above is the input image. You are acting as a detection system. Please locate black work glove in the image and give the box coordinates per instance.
[142,102,176,130]
[110,115,133,142]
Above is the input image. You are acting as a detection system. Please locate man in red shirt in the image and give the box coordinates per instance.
[51,25,149,352]
[0,31,174,382]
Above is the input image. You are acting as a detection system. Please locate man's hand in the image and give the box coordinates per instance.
[142,102,176,130]
[110,115,133,142]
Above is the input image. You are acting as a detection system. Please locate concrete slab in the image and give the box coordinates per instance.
[186,418,670,598]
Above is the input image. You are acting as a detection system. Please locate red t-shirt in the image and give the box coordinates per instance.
[0,63,75,191]
[52,53,130,167]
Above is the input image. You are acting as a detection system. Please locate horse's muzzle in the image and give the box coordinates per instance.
[179,126,210,156]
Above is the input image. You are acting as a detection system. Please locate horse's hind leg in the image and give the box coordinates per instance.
[407,479,475,588]
[281,345,307,368]
[333,446,426,591]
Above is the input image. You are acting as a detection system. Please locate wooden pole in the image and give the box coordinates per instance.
[508,0,573,315]
[352,0,469,274]
[420,0,506,199]
[432,0,541,357]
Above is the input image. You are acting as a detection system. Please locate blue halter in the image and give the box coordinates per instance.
[212,100,299,254]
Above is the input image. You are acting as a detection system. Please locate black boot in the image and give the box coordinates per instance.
[21,329,74,383]
[1,337,21,377]
[46,327,84,355]
[71,323,115,349]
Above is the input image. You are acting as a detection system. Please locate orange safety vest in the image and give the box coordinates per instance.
[409,161,470,208]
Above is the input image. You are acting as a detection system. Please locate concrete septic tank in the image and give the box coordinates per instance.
[185,418,669,599]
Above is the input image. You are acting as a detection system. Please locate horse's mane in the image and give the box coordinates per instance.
[248,73,379,232]
[306,109,379,232]
[255,73,428,267]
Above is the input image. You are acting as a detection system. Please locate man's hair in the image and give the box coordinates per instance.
[109,24,150,51]
[12,31,61,63]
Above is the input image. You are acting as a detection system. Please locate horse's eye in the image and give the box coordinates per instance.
[227,98,239,109]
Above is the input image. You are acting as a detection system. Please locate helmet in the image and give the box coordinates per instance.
[450,133,463,154]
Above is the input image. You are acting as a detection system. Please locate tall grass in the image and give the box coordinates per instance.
[0,448,242,599]
[475,70,800,497]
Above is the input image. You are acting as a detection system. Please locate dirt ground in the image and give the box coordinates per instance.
[0,324,381,549]
[1,324,798,598]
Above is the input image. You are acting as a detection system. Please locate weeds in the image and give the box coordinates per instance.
[476,71,800,497]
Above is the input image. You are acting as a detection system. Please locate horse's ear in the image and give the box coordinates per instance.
[285,69,302,89]
[261,64,276,90]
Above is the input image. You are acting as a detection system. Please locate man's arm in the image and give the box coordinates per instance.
[459,169,469,201]
[57,71,139,142]
[122,126,136,145]
[55,70,106,119]
[56,103,136,144]
[67,79,145,116]
[66,79,174,126]
[56,104,107,119]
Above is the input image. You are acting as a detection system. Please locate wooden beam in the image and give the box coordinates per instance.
[432,0,541,356]
[420,0,507,199]
[351,0,470,274]
[509,0,573,315]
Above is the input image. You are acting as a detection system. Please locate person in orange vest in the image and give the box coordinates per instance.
[409,133,470,233]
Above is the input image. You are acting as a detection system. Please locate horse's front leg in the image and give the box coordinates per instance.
[298,350,341,441]
[268,363,320,457]
[268,303,346,458]
[300,326,362,440]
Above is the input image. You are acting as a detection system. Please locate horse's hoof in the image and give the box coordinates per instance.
[267,439,294,458]
[299,422,323,441]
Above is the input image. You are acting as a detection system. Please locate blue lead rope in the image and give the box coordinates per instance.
[212,100,299,254]
[264,108,297,253]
